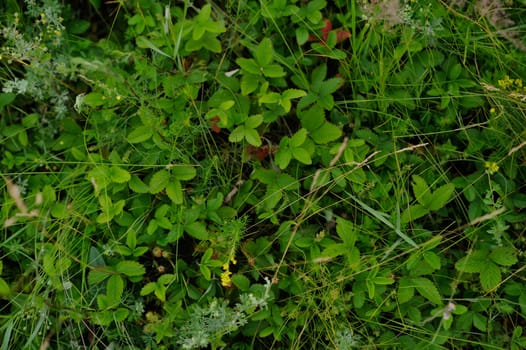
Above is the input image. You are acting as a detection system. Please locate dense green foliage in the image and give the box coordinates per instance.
[1,0,525,349]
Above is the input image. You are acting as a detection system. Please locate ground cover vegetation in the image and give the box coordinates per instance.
[0,0,525,348]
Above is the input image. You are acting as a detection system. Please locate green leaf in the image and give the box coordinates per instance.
[237,58,261,75]
[455,250,487,273]
[0,93,16,109]
[84,92,105,107]
[109,166,130,183]
[229,126,245,143]
[0,278,10,297]
[428,183,455,211]
[309,121,341,144]
[397,277,415,304]
[412,175,432,207]
[115,261,145,277]
[291,147,312,165]
[299,104,325,131]
[244,128,262,146]
[166,180,183,204]
[129,175,149,193]
[423,251,441,270]
[259,92,280,104]
[88,269,112,285]
[290,128,308,148]
[480,262,501,292]
[255,38,274,66]
[171,165,196,181]
[321,243,347,258]
[275,148,292,169]
[241,75,259,95]
[126,229,137,249]
[412,277,442,305]
[261,64,286,78]
[282,89,307,100]
[489,247,517,266]
[296,27,309,45]
[106,275,124,308]
[149,170,170,194]
[185,221,208,240]
[136,36,171,58]
[140,282,156,296]
[336,217,356,248]
[231,274,251,291]
[373,276,394,285]
[400,204,429,224]
[127,125,153,144]
[245,114,263,129]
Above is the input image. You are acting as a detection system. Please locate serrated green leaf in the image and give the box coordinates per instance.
[321,243,347,258]
[127,125,153,144]
[149,169,170,194]
[299,104,325,130]
[109,166,130,183]
[309,121,341,144]
[489,247,517,266]
[126,229,137,249]
[166,180,183,204]
[400,204,429,224]
[397,277,415,304]
[428,183,455,211]
[115,261,145,277]
[455,250,487,273]
[480,261,501,292]
[262,64,286,78]
[185,221,208,240]
[259,92,280,104]
[106,275,124,308]
[255,38,274,66]
[237,58,261,75]
[231,274,251,291]
[171,165,196,181]
[245,114,263,129]
[129,175,149,193]
[282,89,307,100]
[229,125,245,143]
[244,128,262,146]
[275,148,292,169]
[412,277,442,305]
[296,27,309,45]
[291,147,311,165]
[88,269,112,286]
[423,251,441,270]
[140,282,156,296]
[412,175,432,207]
[336,217,356,248]
[290,128,308,147]
[241,74,259,95]
[311,64,327,87]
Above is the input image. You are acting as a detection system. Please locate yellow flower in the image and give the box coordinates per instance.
[484,161,499,175]
[220,269,232,287]
[498,75,513,89]
[489,107,496,113]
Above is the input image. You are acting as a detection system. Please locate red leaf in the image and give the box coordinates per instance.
[246,145,270,161]
[336,29,351,43]
[210,116,221,134]
[321,19,332,41]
